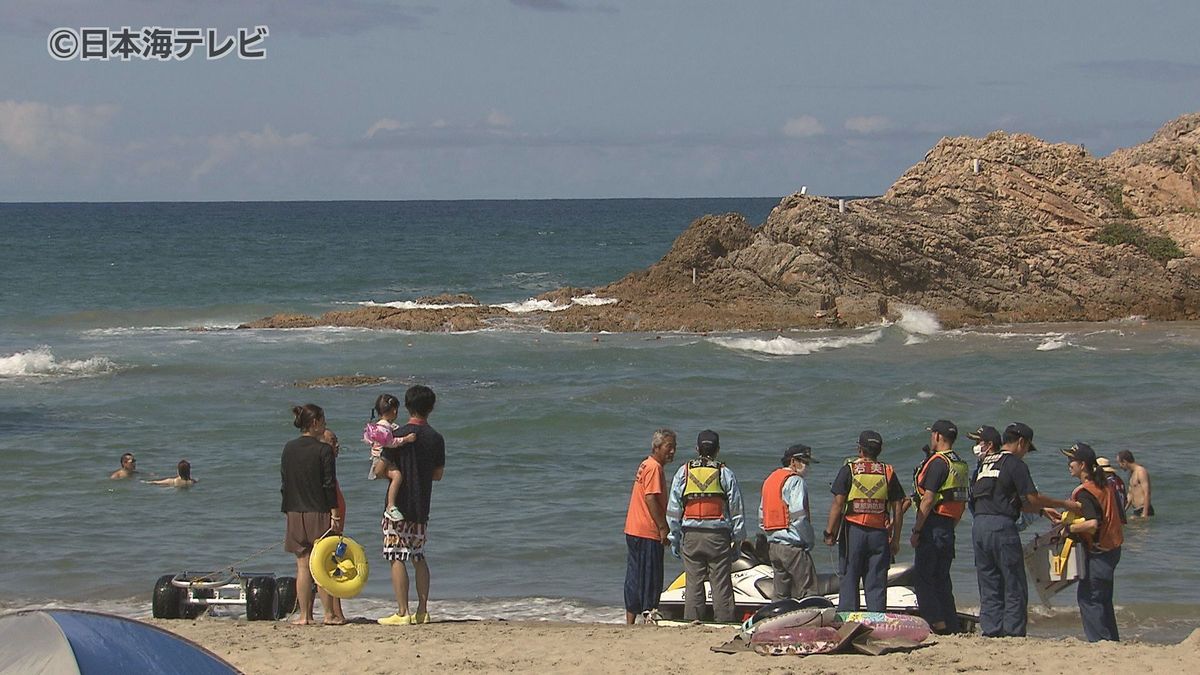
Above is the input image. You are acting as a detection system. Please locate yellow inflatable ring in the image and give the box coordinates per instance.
[309,535,369,598]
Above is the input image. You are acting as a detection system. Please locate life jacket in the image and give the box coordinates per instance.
[682,457,727,520]
[844,459,895,530]
[761,467,795,531]
[915,450,970,521]
[1106,474,1128,524]
[1072,480,1124,552]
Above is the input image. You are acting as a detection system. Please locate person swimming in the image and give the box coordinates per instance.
[146,460,198,488]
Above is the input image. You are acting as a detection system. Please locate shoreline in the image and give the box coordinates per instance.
[152,618,1200,674]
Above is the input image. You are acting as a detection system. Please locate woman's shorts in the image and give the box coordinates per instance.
[284,511,332,555]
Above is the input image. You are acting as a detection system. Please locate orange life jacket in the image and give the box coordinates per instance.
[844,460,895,530]
[915,451,969,522]
[761,467,795,531]
[1072,480,1124,552]
[682,458,727,520]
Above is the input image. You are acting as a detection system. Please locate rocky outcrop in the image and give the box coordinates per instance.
[294,375,388,388]
[244,112,1200,332]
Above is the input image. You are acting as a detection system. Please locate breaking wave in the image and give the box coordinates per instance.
[357,294,619,314]
[895,306,942,336]
[711,330,884,356]
[0,347,116,378]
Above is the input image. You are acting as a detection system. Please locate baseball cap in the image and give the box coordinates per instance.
[697,429,720,453]
[967,425,1002,447]
[927,419,958,442]
[1096,457,1117,474]
[1061,442,1097,464]
[857,430,883,453]
[1002,422,1037,452]
[782,444,818,465]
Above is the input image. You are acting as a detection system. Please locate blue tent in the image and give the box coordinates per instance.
[0,609,240,674]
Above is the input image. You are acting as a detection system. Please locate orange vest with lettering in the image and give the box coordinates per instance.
[844,460,895,530]
[682,458,727,520]
[1072,480,1124,552]
[761,468,794,531]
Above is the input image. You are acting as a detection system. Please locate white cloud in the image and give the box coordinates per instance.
[0,100,118,162]
[844,115,893,134]
[485,109,514,128]
[365,118,409,139]
[782,115,824,138]
[192,126,315,180]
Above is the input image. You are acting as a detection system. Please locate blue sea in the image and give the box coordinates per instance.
[1,200,1197,642]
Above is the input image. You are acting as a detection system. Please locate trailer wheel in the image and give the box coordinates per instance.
[184,588,214,619]
[274,576,298,619]
[152,574,184,619]
[245,576,279,621]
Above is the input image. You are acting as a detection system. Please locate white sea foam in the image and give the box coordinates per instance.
[359,300,481,310]
[712,330,884,356]
[570,294,618,307]
[356,294,616,314]
[82,324,241,336]
[0,595,622,624]
[895,306,942,335]
[900,390,935,404]
[1036,335,1068,351]
[493,299,570,313]
[0,347,115,378]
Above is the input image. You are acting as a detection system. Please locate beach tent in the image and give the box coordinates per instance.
[0,609,240,674]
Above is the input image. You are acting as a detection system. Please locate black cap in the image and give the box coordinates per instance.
[857,430,883,454]
[697,429,720,454]
[967,425,1002,448]
[782,444,818,466]
[927,419,958,442]
[1060,442,1097,464]
[1003,422,1037,452]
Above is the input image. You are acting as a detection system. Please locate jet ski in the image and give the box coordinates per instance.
[657,534,978,632]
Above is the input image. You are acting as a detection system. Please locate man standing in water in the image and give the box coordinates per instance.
[1117,450,1153,518]
[110,453,137,479]
[970,422,1078,637]
[623,428,677,624]
[378,385,446,626]
[910,420,969,634]
[666,430,745,622]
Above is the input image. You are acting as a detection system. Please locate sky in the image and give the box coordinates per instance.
[1,0,1199,201]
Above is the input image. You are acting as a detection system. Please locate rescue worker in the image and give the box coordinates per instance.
[665,429,745,622]
[910,420,969,634]
[823,430,905,612]
[1054,443,1123,642]
[968,425,1002,485]
[758,444,819,600]
[969,422,1079,637]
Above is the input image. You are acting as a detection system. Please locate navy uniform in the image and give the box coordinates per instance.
[911,420,969,634]
[968,423,1039,637]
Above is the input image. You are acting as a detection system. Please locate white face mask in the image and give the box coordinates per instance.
[972,443,986,460]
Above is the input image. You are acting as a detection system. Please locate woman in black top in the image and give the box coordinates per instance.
[1056,442,1123,642]
[280,403,342,625]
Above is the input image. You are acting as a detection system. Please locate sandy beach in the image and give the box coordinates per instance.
[153,618,1200,674]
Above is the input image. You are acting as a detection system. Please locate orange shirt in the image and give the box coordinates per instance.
[624,456,666,540]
